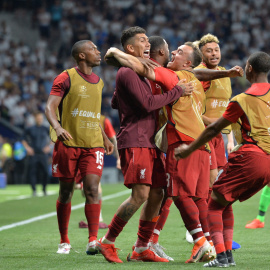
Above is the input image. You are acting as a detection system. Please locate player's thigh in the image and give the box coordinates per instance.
[79,147,105,178]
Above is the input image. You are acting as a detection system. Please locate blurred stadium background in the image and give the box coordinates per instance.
[0,0,270,187]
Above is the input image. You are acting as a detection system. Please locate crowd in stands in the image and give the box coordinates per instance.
[0,0,270,169]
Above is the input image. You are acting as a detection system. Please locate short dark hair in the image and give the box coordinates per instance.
[120,26,146,48]
[185,42,202,68]
[71,40,89,60]
[149,36,165,53]
[248,52,270,74]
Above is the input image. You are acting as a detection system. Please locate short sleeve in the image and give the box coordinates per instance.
[154,67,179,92]
[50,71,70,97]
[223,101,245,123]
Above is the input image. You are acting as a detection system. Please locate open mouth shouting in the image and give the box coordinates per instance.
[170,55,175,63]
[143,49,150,58]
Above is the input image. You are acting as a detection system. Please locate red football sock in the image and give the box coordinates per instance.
[223,204,234,251]
[155,198,172,231]
[85,203,101,242]
[56,200,71,244]
[208,198,226,254]
[174,197,204,241]
[136,219,156,247]
[195,198,211,242]
[152,198,173,243]
[105,214,127,242]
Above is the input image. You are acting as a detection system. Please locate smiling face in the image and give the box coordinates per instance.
[200,42,221,69]
[167,44,193,71]
[126,33,150,58]
[80,41,101,67]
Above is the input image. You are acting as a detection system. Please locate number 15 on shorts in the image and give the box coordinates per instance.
[95,151,104,165]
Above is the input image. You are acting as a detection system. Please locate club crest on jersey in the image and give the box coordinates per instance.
[53,164,58,173]
[159,109,164,115]
[140,169,146,179]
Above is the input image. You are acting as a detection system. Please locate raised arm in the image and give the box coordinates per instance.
[202,115,218,126]
[119,67,187,113]
[194,66,244,81]
[105,47,157,81]
[174,116,232,159]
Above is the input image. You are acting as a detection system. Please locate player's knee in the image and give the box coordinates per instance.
[59,189,73,203]
[84,185,99,199]
[131,192,148,205]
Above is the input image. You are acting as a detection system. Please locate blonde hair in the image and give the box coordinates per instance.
[198,34,219,49]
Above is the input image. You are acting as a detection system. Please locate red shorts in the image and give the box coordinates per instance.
[119,148,166,189]
[52,140,104,181]
[74,171,83,184]
[166,142,210,198]
[213,151,270,202]
[209,141,218,170]
[210,133,227,169]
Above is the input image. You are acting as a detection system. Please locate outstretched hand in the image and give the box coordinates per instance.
[228,66,244,77]
[177,79,194,96]
[138,57,160,71]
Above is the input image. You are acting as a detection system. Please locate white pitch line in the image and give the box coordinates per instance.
[0,189,130,232]
[14,191,58,200]
[3,190,58,201]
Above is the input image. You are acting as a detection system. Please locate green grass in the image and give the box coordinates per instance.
[0,183,269,269]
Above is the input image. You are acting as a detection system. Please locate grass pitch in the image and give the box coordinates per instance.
[0,183,269,269]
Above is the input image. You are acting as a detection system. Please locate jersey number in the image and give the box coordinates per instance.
[166,173,170,188]
[95,151,104,165]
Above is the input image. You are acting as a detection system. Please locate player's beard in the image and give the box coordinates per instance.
[164,59,169,68]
